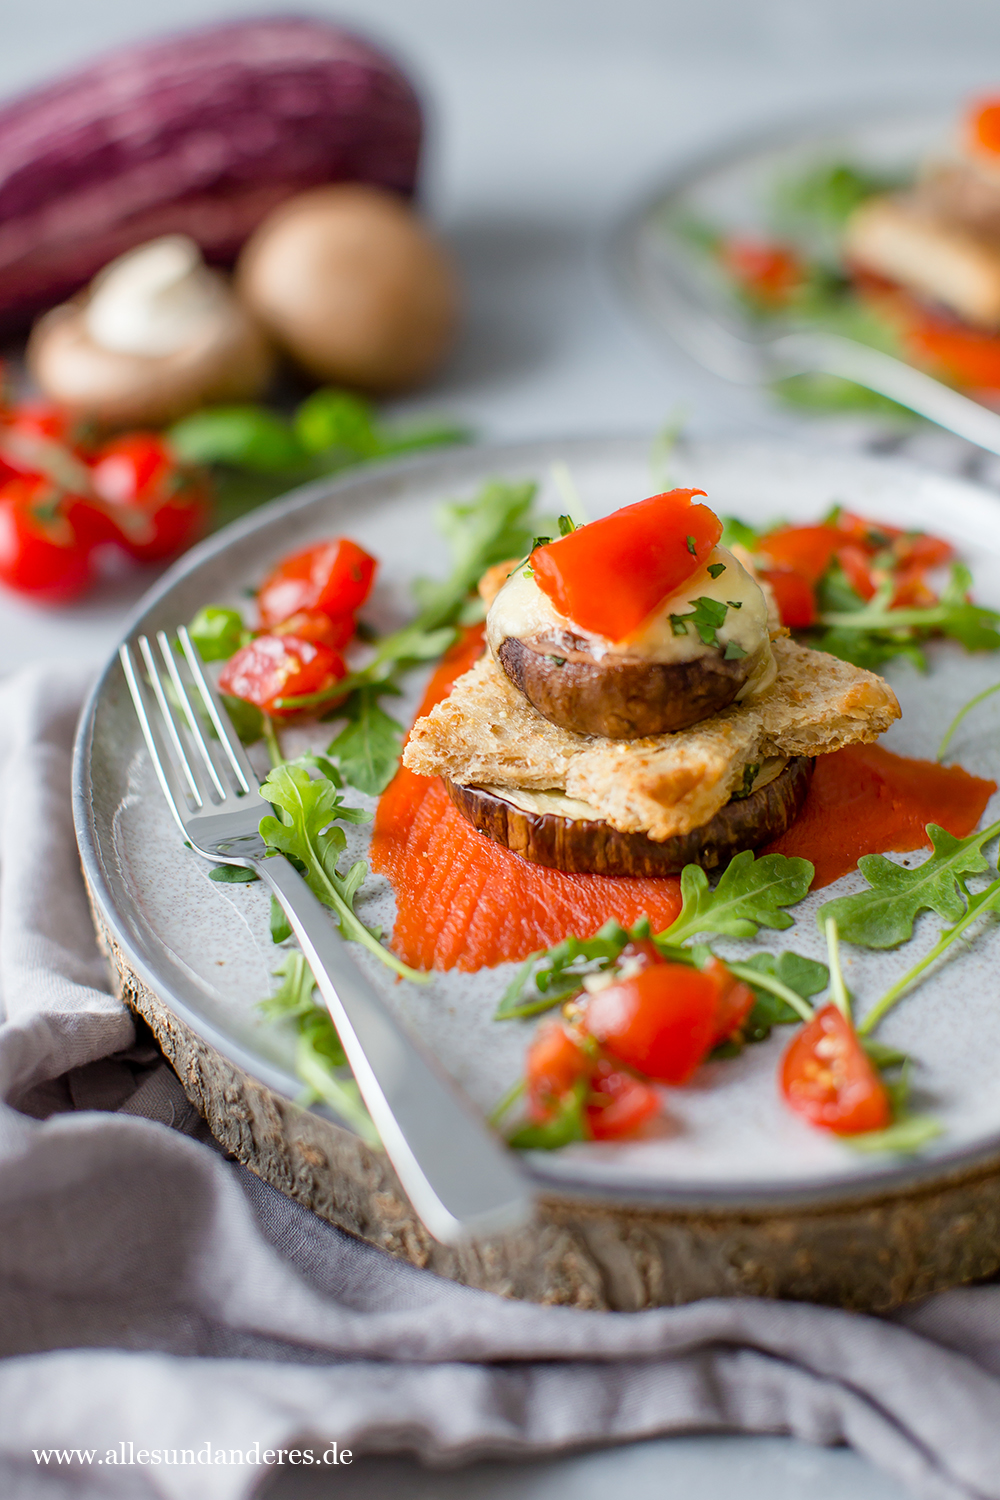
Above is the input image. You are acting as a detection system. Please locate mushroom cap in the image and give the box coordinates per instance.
[235,183,460,391]
[27,286,274,430]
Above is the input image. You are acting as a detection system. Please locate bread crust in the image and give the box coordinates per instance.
[402,636,900,841]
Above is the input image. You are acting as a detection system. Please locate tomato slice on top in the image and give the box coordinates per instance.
[530,489,722,642]
[258,538,377,629]
[780,1004,891,1136]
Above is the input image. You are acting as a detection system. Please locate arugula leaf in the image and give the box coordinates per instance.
[494,919,640,1020]
[818,819,1000,949]
[772,160,899,232]
[859,874,1000,1035]
[293,389,381,459]
[938,680,1000,761]
[259,953,378,1143]
[270,895,292,945]
[258,762,428,984]
[731,951,828,1038]
[661,851,815,944]
[412,480,541,631]
[842,1115,942,1154]
[507,1081,589,1150]
[669,596,729,646]
[325,687,404,795]
[818,565,1000,653]
[187,605,248,661]
[720,515,760,551]
[208,864,259,884]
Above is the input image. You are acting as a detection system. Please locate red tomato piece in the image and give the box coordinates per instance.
[757,525,843,584]
[968,97,1000,158]
[760,567,816,628]
[835,543,877,602]
[704,958,755,1046]
[0,475,93,602]
[780,1004,891,1135]
[891,567,937,609]
[2,400,90,450]
[271,608,355,650]
[892,531,953,571]
[905,317,1000,391]
[582,961,720,1084]
[720,236,805,307]
[585,1059,660,1140]
[524,1022,594,1122]
[531,490,722,642]
[218,635,347,719]
[258,539,377,629]
[617,938,665,970]
[833,510,901,551]
[90,433,210,561]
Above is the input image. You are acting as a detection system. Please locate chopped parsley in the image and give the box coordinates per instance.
[669,596,729,646]
[707,561,726,579]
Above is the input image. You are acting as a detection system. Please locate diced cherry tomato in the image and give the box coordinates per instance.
[760,567,816,628]
[968,97,1000,157]
[905,318,1000,391]
[218,634,348,719]
[582,961,720,1084]
[835,543,877,602]
[2,400,91,450]
[617,938,665,971]
[757,525,843,584]
[531,489,722,642]
[891,566,937,609]
[720,236,805,307]
[892,531,953,571]
[704,958,755,1046]
[257,539,377,629]
[271,608,355,650]
[585,1059,660,1140]
[90,433,210,561]
[0,475,93,602]
[833,510,901,551]
[524,1022,594,1122]
[780,1003,891,1135]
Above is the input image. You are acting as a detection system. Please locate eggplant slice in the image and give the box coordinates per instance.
[446,756,814,877]
[496,633,754,737]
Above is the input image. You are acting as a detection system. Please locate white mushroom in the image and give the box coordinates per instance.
[27,235,274,428]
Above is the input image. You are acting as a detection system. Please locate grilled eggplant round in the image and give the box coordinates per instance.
[495,632,761,738]
[445,756,814,877]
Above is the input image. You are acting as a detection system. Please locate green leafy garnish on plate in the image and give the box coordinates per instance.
[818,819,1000,949]
[660,850,815,944]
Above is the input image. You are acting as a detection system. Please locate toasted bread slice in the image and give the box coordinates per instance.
[844,193,1000,329]
[403,637,900,841]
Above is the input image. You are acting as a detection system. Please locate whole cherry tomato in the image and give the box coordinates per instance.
[258,539,377,629]
[0,475,93,602]
[780,1004,890,1135]
[582,961,721,1085]
[585,1059,660,1141]
[90,433,210,562]
[218,634,348,719]
[271,607,355,650]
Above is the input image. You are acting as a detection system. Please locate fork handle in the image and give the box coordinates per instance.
[254,853,531,1244]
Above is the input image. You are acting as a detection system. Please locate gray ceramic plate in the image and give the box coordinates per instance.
[74,435,1000,1208]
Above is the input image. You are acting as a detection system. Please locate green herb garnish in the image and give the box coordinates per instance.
[669,596,729,646]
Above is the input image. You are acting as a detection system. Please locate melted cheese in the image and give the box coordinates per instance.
[486,545,773,686]
[476,757,789,826]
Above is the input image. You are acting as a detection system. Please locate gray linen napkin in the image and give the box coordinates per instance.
[2,662,1000,1500]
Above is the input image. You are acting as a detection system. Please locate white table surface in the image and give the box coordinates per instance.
[8,2,1000,1495]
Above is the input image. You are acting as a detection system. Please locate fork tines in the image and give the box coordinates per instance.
[119,627,258,832]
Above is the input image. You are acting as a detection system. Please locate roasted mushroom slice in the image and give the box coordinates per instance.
[446,756,814,877]
[495,632,767,738]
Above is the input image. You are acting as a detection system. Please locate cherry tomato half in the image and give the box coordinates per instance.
[780,1004,891,1136]
[218,634,348,719]
[757,525,842,584]
[720,236,805,307]
[0,475,93,602]
[258,539,377,629]
[90,433,210,562]
[531,489,720,643]
[704,957,755,1047]
[835,543,878,603]
[584,1059,660,1141]
[582,961,721,1085]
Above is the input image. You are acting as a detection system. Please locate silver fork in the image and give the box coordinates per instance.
[119,625,531,1245]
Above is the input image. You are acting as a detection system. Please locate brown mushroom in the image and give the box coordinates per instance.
[235,184,460,391]
[446,757,814,877]
[496,632,762,738]
[27,235,273,429]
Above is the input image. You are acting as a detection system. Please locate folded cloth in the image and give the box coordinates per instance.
[2,663,1000,1500]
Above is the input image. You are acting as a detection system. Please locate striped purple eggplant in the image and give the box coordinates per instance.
[0,16,423,327]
